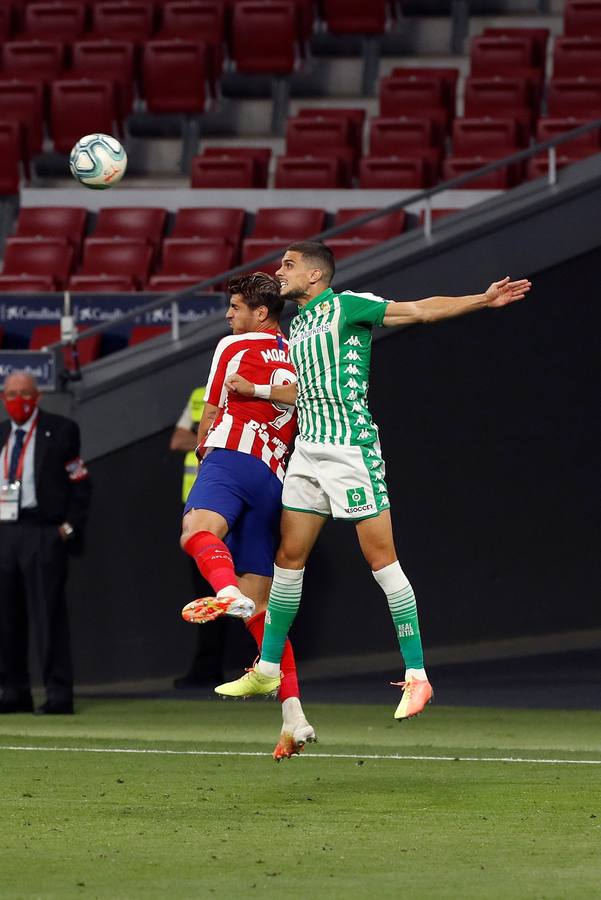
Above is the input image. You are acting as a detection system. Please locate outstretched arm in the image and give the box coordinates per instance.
[225,373,298,406]
[382,277,531,327]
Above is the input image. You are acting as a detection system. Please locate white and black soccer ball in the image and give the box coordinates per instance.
[69,133,127,190]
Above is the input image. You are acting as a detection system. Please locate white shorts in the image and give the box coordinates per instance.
[282,438,391,521]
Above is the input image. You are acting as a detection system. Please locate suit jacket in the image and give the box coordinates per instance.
[0,409,92,535]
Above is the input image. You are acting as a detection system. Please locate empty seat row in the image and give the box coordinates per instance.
[0,204,409,291]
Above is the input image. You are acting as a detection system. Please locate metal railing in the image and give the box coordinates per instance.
[45,118,601,363]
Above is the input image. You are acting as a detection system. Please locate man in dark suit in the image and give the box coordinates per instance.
[0,370,91,714]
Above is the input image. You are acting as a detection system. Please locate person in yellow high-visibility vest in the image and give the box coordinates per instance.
[170,386,228,688]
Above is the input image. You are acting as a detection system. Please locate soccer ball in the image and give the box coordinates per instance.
[69,133,127,190]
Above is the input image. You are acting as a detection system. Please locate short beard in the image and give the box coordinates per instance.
[281,286,309,303]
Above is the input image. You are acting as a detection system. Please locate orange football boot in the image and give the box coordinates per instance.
[392,678,433,720]
[273,723,317,761]
[182,595,255,624]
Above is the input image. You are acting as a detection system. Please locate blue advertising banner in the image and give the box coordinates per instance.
[0,350,56,390]
[0,292,227,349]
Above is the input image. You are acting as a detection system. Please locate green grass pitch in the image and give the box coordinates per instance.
[1,699,600,899]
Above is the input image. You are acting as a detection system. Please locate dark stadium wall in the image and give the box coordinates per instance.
[64,246,601,685]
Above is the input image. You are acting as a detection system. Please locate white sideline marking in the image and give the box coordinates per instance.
[0,745,600,766]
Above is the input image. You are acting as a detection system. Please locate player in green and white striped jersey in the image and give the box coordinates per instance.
[218,242,531,729]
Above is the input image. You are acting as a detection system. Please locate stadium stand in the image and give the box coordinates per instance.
[1,0,600,359]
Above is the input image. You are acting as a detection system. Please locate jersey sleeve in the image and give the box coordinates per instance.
[175,401,193,431]
[339,291,391,327]
[205,336,248,407]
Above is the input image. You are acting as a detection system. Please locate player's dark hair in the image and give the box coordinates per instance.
[285,241,335,285]
[227,272,284,320]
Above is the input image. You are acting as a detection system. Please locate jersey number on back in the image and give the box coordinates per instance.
[269,367,297,430]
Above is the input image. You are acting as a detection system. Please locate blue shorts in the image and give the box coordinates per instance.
[184,448,282,577]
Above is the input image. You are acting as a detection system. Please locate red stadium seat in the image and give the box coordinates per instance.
[442,157,514,189]
[369,116,440,154]
[536,117,601,154]
[0,80,44,157]
[159,238,235,281]
[232,2,296,75]
[15,207,87,250]
[128,326,171,346]
[365,140,441,184]
[147,275,214,291]
[297,108,366,158]
[0,274,57,291]
[334,208,406,240]
[91,2,154,42]
[158,1,225,83]
[50,80,117,155]
[326,238,379,260]
[171,207,246,250]
[143,41,206,114]
[483,28,550,68]
[79,238,154,288]
[285,116,356,179]
[463,76,535,140]
[547,77,601,117]
[2,41,64,80]
[71,41,135,119]
[29,324,101,370]
[452,118,522,155]
[286,117,352,154]
[93,208,167,250]
[275,156,344,189]
[470,35,539,76]
[191,155,255,188]
[68,274,136,292]
[389,67,459,115]
[200,147,271,187]
[359,157,428,189]
[252,207,326,239]
[379,77,449,141]
[322,0,387,34]
[553,37,601,78]
[160,1,225,42]
[241,238,286,266]
[22,3,86,39]
[2,237,74,288]
[0,121,22,194]
[564,0,601,36]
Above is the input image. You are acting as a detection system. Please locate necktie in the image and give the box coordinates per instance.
[8,429,25,483]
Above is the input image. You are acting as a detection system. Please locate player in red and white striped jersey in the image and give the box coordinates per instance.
[201,328,296,483]
[180,273,315,760]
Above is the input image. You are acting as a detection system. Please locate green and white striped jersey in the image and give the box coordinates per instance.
[288,287,390,446]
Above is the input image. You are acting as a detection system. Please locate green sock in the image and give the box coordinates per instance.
[260,565,304,665]
[373,561,424,670]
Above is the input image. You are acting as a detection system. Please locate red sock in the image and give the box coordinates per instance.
[183,531,237,595]
[246,610,300,701]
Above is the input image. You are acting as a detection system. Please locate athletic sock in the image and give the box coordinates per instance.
[183,531,237,594]
[372,561,427,675]
[257,565,304,675]
[246,610,300,700]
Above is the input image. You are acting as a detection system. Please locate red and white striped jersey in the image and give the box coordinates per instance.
[202,329,297,481]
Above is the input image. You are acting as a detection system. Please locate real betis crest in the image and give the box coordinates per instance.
[320,301,330,314]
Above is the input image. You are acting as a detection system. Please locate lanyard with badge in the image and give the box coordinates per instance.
[0,423,37,522]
